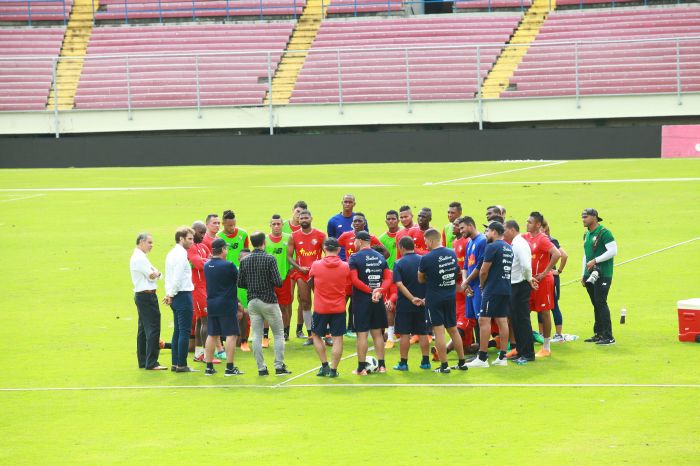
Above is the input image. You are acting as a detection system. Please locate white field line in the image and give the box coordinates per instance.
[0,194,45,202]
[253,184,399,188]
[447,177,700,186]
[1,383,699,393]
[274,345,374,387]
[0,187,200,192]
[562,236,700,286]
[424,161,568,186]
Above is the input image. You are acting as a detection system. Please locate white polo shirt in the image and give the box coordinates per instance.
[130,248,158,293]
[510,234,533,284]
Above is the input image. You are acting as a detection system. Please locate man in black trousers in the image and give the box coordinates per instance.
[130,232,167,370]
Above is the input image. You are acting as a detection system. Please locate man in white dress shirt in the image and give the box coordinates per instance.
[164,226,197,372]
[130,233,167,371]
[504,220,538,364]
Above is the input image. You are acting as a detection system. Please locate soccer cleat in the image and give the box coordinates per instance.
[240,342,251,352]
[384,339,394,349]
[419,361,432,370]
[275,365,292,376]
[324,337,333,347]
[317,366,331,377]
[296,330,306,339]
[596,338,616,346]
[193,353,205,363]
[532,331,544,344]
[377,366,387,373]
[262,337,269,349]
[302,338,314,346]
[434,366,451,374]
[551,334,566,343]
[410,335,420,345]
[430,347,440,362]
[491,357,508,367]
[505,348,519,360]
[535,349,551,358]
[351,369,368,376]
[225,367,243,376]
[328,370,339,378]
[466,358,489,368]
[258,368,269,376]
[585,335,602,343]
[205,367,217,376]
[450,362,469,371]
[215,350,226,359]
[393,362,408,371]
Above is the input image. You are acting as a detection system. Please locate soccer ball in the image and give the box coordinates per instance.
[365,356,379,373]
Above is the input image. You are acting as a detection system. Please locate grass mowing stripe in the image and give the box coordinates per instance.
[0,194,45,202]
[562,236,700,286]
[451,177,700,186]
[424,161,568,185]
[0,187,201,192]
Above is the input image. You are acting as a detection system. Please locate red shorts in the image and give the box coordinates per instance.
[530,273,554,312]
[275,276,293,305]
[455,290,466,320]
[456,315,475,347]
[289,269,310,283]
[193,289,207,319]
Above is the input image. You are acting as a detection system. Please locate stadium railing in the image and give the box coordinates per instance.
[0,0,68,25]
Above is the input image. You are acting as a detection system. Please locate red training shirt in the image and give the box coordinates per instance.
[522,232,555,276]
[292,228,326,268]
[309,256,350,313]
[337,230,381,261]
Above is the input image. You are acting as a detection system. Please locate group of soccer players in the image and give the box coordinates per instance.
[181,194,568,375]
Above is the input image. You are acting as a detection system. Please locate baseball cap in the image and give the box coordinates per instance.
[486,221,505,234]
[355,231,371,242]
[211,238,228,250]
[582,208,603,222]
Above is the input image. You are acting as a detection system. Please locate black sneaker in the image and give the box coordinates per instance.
[275,365,292,376]
[204,367,217,376]
[584,335,602,343]
[259,368,270,376]
[170,365,177,372]
[284,331,290,341]
[329,369,339,378]
[434,366,451,374]
[450,362,469,371]
[596,337,616,346]
[317,366,330,377]
[225,367,244,376]
[175,366,199,373]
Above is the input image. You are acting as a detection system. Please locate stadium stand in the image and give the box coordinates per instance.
[0,0,72,23]
[501,5,700,98]
[326,0,403,16]
[72,22,294,109]
[94,0,305,21]
[289,14,521,103]
[0,27,65,111]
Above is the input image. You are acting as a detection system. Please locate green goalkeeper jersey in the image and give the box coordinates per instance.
[379,230,398,270]
[217,228,249,267]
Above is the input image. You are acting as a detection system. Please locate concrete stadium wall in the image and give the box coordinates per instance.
[0,125,660,168]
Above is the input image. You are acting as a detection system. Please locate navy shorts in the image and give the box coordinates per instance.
[352,294,388,332]
[426,297,457,328]
[395,311,428,335]
[311,312,346,337]
[480,294,511,318]
[207,314,240,337]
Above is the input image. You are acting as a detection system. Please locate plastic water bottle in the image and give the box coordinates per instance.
[620,307,626,324]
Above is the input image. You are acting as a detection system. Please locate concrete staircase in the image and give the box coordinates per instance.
[46,0,97,110]
[264,0,328,105]
[480,0,555,99]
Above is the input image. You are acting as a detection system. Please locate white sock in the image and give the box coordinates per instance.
[543,338,551,351]
[303,310,312,336]
[387,326,395,341]
[195,346,204,357]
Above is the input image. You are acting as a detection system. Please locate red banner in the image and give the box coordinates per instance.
[661,125,700,158]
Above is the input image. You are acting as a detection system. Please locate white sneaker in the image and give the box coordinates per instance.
[491,357,508,366]
[466,358,489,368]
[564,334,579,342]
[551,334,565,343]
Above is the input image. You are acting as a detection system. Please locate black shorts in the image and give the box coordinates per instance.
[311,312,346,337]
[352,294,388,332]
[395,311,427,335]
[207,314,240,337]
[425,297,457,328]
[480,294,511,318]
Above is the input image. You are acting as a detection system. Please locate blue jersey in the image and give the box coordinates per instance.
[482,240,514,298]
[465,233,487,287]
[204,257,238,317]
[327,212,368,260]
[418,247,459,304]
[348,248,388,294]
[392,252,425,313]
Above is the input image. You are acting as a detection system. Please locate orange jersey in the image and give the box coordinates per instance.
[292,228,326,268]
[522,232,555,276]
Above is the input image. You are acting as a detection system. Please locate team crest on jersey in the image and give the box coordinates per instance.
[311,239,318,245]
[592,236,597,242]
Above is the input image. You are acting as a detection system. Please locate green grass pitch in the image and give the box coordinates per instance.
[1,158,699,464]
